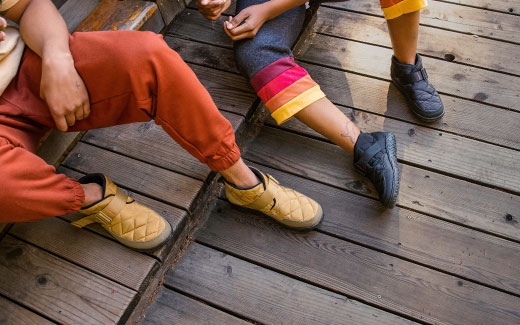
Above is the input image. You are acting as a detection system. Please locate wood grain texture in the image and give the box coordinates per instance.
[62,142,204,211]
[197,200,520,324]
[247,163,520,296]
[156,0,186,26]
[166,243,415,325]
[441,0,519,14]
[315,7,520,76]
[0,236,136,324]
[143,288,248,325]
[300,33,520,111]
[81,112,244,181]
[273,102,520,193]
[244,126,520,242]
[56,166,189,262]
[0,296,55,325]
[327,0,520,44]
[165,13,520,151]
[9,218,159,292]
[75,0,158,32]
[59,0,100,32]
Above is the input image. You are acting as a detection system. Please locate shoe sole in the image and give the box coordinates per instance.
[382,133,400,208]
[391,79,445,123]
[108,220,174,253]
[280,204,324,231]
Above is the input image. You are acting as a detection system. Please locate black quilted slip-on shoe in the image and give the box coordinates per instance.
[353,132,400,208]
[391,54,444,122]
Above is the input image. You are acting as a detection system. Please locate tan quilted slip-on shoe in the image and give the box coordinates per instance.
[225,168,323,230]
[71,174,172,252]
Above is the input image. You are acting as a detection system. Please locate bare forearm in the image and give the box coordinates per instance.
[18,0,70,60]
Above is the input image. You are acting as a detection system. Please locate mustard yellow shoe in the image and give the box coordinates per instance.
[225,168,323,229]
[72,174,172,252]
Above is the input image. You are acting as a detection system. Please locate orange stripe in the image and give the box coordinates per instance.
[380,0,405,8]
[265,75,317,113]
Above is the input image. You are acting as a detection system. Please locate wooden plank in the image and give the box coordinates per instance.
[166,36,239,74]
[245,163,520,296]
[56,166,189,262]
[81,112,244,181]
[143,288,248,325]
[442,0,520,14]
[301,62,520,151]
[0,236,136,324]
[36,131,82,167]
[166,243,415,325]
[268,103,520,194]
[0,296,54,325]
[59,0,100,32]
[244,126,520,242]
[166,9,233,47]
[327,0,520,44]
[75,0,159,32]
[62,142,204,211]
[165,13,520,151]
[197,200,520,324]
[9,217,159,292]
[155,0,186,26]
[315,7,520,76]
[300,33,520,111]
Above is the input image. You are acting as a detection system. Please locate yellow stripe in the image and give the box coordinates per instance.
[0,0,20,11]
[271,85,326,125]
[382,0,428,20]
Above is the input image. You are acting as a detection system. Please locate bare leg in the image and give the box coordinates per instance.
[82,183,102,206]
[219,158,260,188]
[386,11,420,64]
[294,98,360,154]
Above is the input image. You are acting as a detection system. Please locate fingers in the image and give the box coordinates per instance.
[227,11,249,31]
[65,112,76,127]
[0,18,6,41]
[83,101,91,119]
[53,115,69,132]
[75,105,84,121]
[197,0,225,9]
[224,16,256,40]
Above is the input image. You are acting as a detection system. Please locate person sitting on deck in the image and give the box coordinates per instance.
[197,0,445,208]
[0,0,325,252]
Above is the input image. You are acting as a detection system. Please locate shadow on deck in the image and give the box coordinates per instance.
[1,0,519,324]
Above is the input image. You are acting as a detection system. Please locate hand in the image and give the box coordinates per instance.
[196,0,231,21]
[0,17,7,42]
[40,53,90,131]
[224,4,272,41]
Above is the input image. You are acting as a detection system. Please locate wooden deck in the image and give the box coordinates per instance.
[143,0,520,324]
[0,0,519,324]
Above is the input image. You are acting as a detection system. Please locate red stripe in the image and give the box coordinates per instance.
[257,66,309,103]
[250,57,297,92]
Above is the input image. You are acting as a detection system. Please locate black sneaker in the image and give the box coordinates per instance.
[354,132,400,208]
[391,54,444,122]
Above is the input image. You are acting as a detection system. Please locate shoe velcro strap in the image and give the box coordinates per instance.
[355,141,384,175]
[399,68,428,84]
[243,174,278,210]
[71,215,97,228]
[94,187,128,224]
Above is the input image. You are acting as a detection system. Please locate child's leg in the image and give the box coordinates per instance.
[380,0,444,122]
[234,0,399,207]
[386,10,420,65]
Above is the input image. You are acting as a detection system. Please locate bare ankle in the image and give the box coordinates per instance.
[220,159,260,189]
[81,183,103,206]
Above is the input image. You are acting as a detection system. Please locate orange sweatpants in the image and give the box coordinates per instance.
[0,31,240,222]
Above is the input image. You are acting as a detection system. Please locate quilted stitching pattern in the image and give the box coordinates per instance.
[80,177,167,243]
[226,171,320,224]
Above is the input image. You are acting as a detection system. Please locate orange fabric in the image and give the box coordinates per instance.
[265,75,317,113]
[0,31,240,222]
[380,0,406,8]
